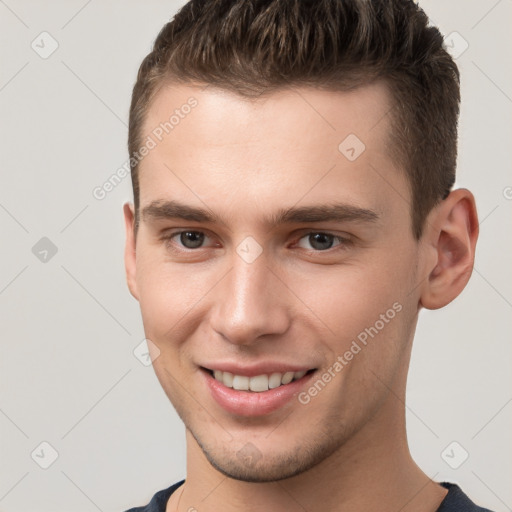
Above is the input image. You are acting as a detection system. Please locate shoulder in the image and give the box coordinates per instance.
[437,482,496,512]
[123,480,185,512]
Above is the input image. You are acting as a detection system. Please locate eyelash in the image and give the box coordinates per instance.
[161,230,353,254]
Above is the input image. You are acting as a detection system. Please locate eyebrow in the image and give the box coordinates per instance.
[141,200,380,227]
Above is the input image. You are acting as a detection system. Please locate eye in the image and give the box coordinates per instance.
[178,231,205,249]
[164,230,213,250]
[296,232,350,251]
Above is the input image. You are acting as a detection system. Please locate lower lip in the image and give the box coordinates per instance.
[203,369,315,417]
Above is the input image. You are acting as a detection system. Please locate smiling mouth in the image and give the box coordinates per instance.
[201,367,316,392]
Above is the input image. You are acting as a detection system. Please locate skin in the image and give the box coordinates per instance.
[123,81,478,512]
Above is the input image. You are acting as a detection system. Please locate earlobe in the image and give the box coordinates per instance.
[419,189,479,310]
[123,202,139,301]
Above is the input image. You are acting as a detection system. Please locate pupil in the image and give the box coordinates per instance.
[181,231,204,248]
[309,233,333,250]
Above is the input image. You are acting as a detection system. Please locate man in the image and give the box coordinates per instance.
[122,0,491,511]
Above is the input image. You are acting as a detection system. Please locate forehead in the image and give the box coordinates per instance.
[137,81,407,226]
[143,81,393,151]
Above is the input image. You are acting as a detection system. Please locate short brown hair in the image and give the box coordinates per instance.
[128,0,460,239]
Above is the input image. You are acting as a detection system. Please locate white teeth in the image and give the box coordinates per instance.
[249,374,268,392]
[232,375,249,391]
[223,371,234,388]
[268,372,282,389]
[281,371,294,385]
[294,370,307,379]
[211,369,309,392]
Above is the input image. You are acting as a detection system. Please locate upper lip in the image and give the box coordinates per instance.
[200,362,316,377]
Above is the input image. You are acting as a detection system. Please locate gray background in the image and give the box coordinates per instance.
[0,1,511,511]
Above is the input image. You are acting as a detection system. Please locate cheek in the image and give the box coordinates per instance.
[299,263,410,332]
[294,260,416,418]
[291,244,418,366]
[135,250,207,340]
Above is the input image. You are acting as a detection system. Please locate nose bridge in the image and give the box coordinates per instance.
[211,250,289,345]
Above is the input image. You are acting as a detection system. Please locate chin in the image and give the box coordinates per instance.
[189,426,339,483]
[205,451,315,483]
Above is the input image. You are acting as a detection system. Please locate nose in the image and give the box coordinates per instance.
[209,251,291,346]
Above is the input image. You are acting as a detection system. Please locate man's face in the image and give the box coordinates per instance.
[125,82,425,481]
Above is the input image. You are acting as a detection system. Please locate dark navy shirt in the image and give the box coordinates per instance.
[124,481,495,512]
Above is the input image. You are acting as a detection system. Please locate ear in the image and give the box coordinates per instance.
[419,189,479,310]
[123,202,139,301]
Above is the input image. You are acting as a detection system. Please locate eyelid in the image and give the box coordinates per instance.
[161,229,218,249]
[294,231,353,251]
